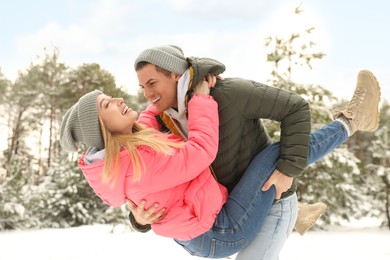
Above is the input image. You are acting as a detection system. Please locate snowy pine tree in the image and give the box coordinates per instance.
[365,102,390,228]
[0,148,41,230]
[34,150,128,228]
[262,3,370,225]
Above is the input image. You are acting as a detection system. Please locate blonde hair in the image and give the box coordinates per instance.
[98,117,184,184]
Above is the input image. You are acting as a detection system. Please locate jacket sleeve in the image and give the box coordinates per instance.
[128,95,218,232]
[137,103,162,130]
[216,78,311,177]
[128,212,152,233]
[129,104,162,232]
[140,94,219,191]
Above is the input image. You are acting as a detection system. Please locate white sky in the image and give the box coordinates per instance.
[0,0,389,101]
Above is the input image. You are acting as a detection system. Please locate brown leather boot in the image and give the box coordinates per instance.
[333,70,381,135]
[294,202,327,235]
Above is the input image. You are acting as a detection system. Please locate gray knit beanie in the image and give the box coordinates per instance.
[134,45,188,75]
[60,90,104,152]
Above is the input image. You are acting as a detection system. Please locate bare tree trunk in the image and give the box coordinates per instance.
[36,120,44,183]
[7,104,12,148]
[52,111,58,158]
[382,175,390,229]
[7,110,23,164]
[384,131,390,229]
[386,186,390,230]
[47,106,54,167]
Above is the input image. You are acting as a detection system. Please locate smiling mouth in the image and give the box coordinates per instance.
[151,96,161,103]
[122,106,131,115]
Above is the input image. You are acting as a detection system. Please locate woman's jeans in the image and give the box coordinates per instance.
[174,121,348,258]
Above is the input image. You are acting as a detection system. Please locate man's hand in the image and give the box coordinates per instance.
[127,200,166,225]
[261,169,293,199]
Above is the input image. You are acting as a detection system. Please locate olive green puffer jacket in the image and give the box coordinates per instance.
[129,57,311,232]
[187,57,311,196]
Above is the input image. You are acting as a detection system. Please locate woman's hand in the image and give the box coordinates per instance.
[193,79,211,95]
[193,73,221,95]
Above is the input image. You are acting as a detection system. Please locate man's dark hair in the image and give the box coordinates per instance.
[135,61,172,77]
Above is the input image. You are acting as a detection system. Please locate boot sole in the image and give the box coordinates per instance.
[295,203,327,236]
[361,70,381,131]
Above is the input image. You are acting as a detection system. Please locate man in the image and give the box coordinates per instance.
[129,45,329,259]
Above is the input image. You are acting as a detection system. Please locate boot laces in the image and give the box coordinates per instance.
[345,88,366,115]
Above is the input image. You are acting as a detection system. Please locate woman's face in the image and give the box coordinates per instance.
[97,94,138,134]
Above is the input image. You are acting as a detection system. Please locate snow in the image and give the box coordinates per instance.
[0,224,389,260]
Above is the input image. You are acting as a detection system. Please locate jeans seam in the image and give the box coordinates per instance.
[311,123,346,150]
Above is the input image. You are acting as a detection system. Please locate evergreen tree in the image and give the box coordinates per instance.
[35,153,127,228]
[0,47,134,230]
[263,3,366,225]
[0,68,11,160]
[366,101,390,228]
[0,147,41,230]
[0,68,11,105]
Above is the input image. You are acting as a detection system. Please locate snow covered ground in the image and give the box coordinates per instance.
[1,224,389,260]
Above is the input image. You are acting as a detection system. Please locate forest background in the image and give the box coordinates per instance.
[0,2,389,232]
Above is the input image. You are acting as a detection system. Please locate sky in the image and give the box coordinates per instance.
[0,223,389,259]
[0,0,389,102]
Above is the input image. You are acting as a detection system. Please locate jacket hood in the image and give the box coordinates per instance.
[187,57,225,89]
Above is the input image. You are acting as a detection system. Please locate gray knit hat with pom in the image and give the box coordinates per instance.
[60,90,104,152]
[134,45,188,75]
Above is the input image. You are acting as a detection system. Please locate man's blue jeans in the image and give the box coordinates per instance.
[235,193,298,260]
[174,121,348,258]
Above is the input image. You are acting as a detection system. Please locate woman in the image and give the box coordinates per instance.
[61,78,227,241]
[60,71,381,258]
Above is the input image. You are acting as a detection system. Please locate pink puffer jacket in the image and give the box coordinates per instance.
[78,95,228,240]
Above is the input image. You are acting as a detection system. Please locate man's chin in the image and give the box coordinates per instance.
[154,103,165,112]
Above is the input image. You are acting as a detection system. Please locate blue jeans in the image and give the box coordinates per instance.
[235,193,298,260]
[174,121,348,258]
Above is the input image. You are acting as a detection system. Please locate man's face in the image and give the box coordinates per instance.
[137,64,179,112]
